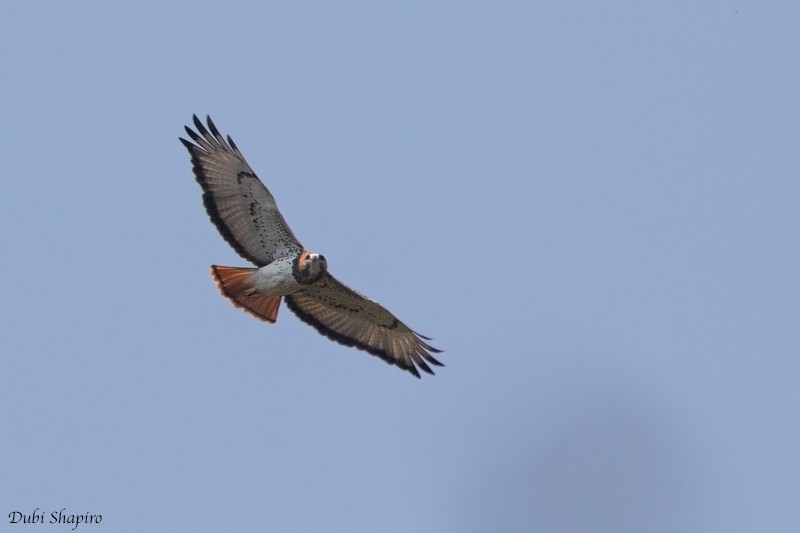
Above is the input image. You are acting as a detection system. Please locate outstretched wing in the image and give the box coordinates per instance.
[284,273,443,378]
[180,115,303,266]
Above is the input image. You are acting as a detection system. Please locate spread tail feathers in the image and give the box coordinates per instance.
[210,265,282,323]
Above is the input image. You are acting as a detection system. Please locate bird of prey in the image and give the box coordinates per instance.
[180,115,443,377]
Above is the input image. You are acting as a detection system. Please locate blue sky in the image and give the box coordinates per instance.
[2,2,799,532]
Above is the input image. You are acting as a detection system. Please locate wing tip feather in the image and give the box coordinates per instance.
[206,115,222,139]
[227,134,240,153]
[193,114,207,135]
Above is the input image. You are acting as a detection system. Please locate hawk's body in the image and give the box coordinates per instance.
[180,115,442,377]
[247,256,298,296]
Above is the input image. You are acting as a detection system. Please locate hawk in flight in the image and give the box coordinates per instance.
[180,115,443,377]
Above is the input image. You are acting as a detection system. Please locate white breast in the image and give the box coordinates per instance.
[249,257,300,296]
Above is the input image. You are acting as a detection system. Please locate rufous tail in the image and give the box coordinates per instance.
[210,265,282,323]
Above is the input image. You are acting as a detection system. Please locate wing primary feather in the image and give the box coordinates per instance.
[413,355,433,376]
[184,126,202,143]
[424,353,444,367]
[227,135,240,154]
[422,342,444,356]
[184,125,215,152]
[193,114,207,136]
[206,115,226,145]
[179,137,195,150]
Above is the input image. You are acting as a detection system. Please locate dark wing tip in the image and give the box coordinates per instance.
[227,134,240,153]
[415,358,434,376]
[193,114,211,137]
[183,124,206,146]
[206,115,221,137]
[426,355,445,367]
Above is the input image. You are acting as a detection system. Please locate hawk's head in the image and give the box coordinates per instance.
[294,251,327,284]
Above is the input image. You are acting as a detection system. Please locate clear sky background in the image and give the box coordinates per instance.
[2,2,799,532]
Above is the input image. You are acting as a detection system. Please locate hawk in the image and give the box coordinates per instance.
[180,115,443,377]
